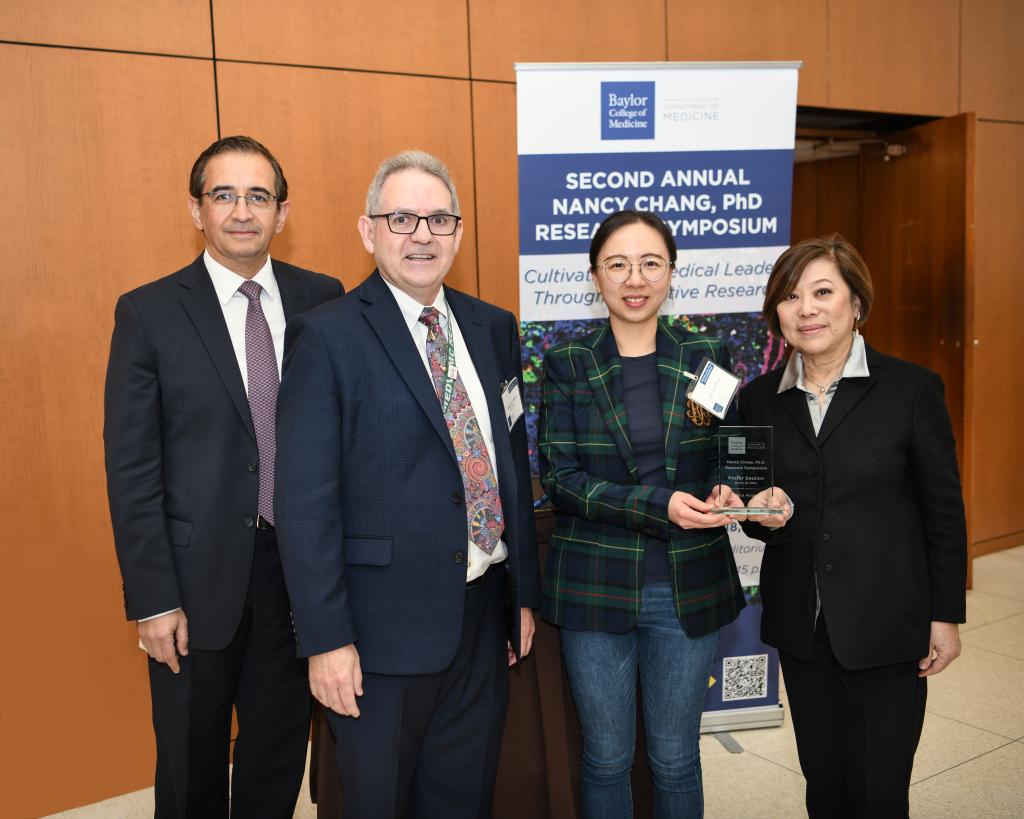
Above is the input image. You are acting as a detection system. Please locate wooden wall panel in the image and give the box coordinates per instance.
[0,45,215,817]
[213,0,469,77]
[469,0,666,82]
[0,0,211,56]
[961,0,1024,121]
[216,63,478,296]
[970,122,1024,544]
[790,155,862,246]
[829,0,959,115]
[473,82,519,316]
[666,0,827,106]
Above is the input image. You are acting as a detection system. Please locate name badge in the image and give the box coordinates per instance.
[685,356,741,421]
[501,377,525,431]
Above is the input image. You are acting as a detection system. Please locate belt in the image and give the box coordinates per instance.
[256,515,274,530]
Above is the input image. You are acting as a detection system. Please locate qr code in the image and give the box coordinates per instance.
[721,654,769,701]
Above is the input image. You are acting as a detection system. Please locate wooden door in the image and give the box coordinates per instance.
[858,114,973,453]
[791,113,975,578]
[858,115,975,581]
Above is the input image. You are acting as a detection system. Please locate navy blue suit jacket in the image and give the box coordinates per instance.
[104,255,343,650]
[275,270,541,675]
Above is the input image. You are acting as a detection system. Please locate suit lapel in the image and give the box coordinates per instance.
[816,372,878,445]
[447,289,518,509]
[273,259,309,323]
[585,325,638,480]
[176,256,255,440]
[779,385,818,451]
[361,272,457,462]
[657,324,692,483]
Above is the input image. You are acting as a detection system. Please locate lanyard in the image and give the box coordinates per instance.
[438,303,457,414]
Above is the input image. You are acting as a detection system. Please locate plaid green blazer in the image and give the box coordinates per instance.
[539,320,745,637]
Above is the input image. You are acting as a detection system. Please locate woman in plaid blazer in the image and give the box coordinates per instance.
[539,211,747,818]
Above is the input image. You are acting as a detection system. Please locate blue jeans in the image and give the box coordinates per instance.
[561,583,720,819]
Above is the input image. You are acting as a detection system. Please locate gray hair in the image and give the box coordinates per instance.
[365,150,460,217]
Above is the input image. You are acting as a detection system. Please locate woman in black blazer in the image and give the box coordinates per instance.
[739,234,967,818]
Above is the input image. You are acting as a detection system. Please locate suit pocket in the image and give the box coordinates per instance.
[167,517,193,547]
[344,536,393,566]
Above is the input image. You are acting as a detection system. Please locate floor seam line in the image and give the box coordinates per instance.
[922,709,1020,740]
[909,738,1019,786]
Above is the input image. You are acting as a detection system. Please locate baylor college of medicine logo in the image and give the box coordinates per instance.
[601,81,655,141]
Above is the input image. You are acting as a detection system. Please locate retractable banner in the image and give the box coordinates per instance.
[517,62,799,731]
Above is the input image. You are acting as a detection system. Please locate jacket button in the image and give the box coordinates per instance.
[453,551,465,564]
[244,516,255,528]
[452,492,464,504]
[247,461,258,472]
[822,532,831,542]
[824,563,833,572]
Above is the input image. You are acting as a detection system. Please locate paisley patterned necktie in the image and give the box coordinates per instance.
[419,307,503,554]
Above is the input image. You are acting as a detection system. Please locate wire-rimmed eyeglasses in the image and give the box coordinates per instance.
[597,254,671,283]
[199,191,278,210]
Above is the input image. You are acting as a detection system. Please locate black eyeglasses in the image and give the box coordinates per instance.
[200,191,278,210]
[370,212,462,236]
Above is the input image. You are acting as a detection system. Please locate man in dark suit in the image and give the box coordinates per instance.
[275,150,541,819]
[104,135,343,818]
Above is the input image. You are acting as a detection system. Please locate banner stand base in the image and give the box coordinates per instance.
[700,703,785,733]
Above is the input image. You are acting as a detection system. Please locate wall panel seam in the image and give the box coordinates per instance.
[465,0,481,296]
[468,77,516,87]
[214,57,471,84]
[209,0,221,139]
[957,0,963,113]
[0,39,210,61]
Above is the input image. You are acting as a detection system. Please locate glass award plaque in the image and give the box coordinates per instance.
[711,425,779,516]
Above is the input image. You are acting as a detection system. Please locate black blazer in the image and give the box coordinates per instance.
[104,255,343,650]
[274,271,541,674]
[739,343,967,670]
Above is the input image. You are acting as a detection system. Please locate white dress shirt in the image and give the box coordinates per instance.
[383,278,509,582]
[204,250,287,390]
[777,331,871,431]
[140,252,285,624]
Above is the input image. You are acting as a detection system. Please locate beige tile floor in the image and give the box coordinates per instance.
[47,545,1024,818]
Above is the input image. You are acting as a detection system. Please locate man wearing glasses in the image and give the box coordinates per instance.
[104,135,343,818]
[275,150,540,818]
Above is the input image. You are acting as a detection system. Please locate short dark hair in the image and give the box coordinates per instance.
[762,233,874,337]
[588,210,678,269]
[189,135,288,203]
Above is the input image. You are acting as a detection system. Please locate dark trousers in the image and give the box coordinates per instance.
[780,614,927,819]
[148,527,311,819]
[328,564,511,819]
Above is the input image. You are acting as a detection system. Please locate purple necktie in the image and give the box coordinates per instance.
[419,307,503,554]
[238,280,278,525]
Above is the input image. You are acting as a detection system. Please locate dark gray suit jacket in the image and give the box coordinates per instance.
[104,254,343,650]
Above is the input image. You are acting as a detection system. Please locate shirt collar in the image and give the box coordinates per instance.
[777,331,870,394]
[204,250,278,306]
[381,276,449,333]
